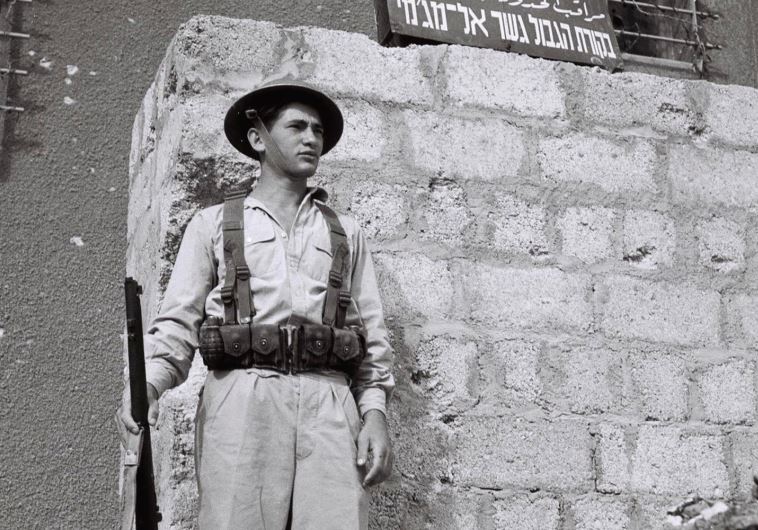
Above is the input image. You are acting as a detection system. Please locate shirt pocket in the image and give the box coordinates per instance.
[303,234,335,284]
[243,221,283,276]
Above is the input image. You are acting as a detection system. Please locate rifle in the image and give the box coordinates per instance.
[122,277,162,530]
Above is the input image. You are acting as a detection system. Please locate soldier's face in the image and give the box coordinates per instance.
[265,102,325,179]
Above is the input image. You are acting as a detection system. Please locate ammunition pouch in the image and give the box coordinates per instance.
[198,319,366,376]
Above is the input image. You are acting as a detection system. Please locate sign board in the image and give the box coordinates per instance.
[375,0,623,71]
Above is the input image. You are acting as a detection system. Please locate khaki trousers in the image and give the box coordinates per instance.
[195,368,368,530]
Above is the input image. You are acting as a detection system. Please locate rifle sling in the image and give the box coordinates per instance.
[120,429,144,530]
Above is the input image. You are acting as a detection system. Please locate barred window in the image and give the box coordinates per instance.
[608,0,720,74]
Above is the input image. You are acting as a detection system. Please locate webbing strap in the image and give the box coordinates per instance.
[316,202,351,328]
[222,192,254,324]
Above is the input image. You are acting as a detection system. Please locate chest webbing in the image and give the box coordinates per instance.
[221,192,352,328]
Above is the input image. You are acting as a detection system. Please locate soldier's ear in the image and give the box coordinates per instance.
[247,127,265,156]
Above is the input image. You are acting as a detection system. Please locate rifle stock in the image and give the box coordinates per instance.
[124,277,161,530]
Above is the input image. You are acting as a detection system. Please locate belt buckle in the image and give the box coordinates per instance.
[281,324,299,373]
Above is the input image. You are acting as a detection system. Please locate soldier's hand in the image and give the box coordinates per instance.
[356,409,393,488]
[115,383,160,446]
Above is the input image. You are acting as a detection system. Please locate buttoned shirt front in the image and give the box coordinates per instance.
[144,187,394,416]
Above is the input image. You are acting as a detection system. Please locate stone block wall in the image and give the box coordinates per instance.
[127,15,758,529]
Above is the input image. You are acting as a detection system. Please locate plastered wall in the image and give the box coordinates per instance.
[132,14,758,530]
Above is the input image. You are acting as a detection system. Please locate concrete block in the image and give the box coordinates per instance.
[453,417,593,490]
[417,180,474,245]
[572,495,632,530]
[576,70,693,136]
[542,349,622,414]
[413,335,479,410]
[374,252,453,320]
[729,294,758,347]
[622,210,676,270]
[303,26,433,105]
[347,182,410,240]
[537,133,657,194]
[631,425,729,497]
[493,495,561,530]
[706,84,758,148]
[479,340,542,409]
[629,352,688,422]
[730,431,758,499]
[696,359,755,425]
[558,207,618,264]
[328,99,386,162]
[460,263,593,332]
[599,276,720,346]
[669,145,758,207]
[403,110,525,181]
[442,46,564,118]
[490,195,549,257]
[696,217,745,273]
[173,17,286,89]
[594,423,630,494]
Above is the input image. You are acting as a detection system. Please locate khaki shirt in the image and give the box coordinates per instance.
[144,187,394,416]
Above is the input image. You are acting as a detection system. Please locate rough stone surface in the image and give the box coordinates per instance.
[347,181,409,240]
[599,276,720,346]
[413,335,479,411]
[490,195,550,257]
[594,423,630,494]
[670,146,758,208]
[575,70,694,136]
[374,252,453,320]
[417,180,474,245]
[492,495,561,530]
[729,295,758,348]
[696,360,756,425]
[453,418,593,491]
[631,425,729,498]
[403,110,525,181]
[629,352,688,422]
[731,431,758,500]
[542,349,622,414]
[572,495,632,530]
[696,217,746,273]
[558,207,618,264]
[706,84,758,148]
[303,26,434,105]
[478,339,542,411]
[459,263,593,332]
[622,210,676,270]
[442,46,564,118]
[537,133,657,194]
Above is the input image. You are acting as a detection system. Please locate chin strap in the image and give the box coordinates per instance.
[246,109,290,171]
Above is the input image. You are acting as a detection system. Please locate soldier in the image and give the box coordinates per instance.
[117,81,395,529]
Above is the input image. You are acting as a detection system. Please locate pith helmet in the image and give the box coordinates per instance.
[224,80,344,160]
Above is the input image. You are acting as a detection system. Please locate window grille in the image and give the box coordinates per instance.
[608,0,720,74]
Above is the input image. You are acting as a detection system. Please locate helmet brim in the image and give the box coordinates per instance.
[224,82,344,160]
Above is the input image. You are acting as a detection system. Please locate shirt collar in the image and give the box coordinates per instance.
[243,186,329,211]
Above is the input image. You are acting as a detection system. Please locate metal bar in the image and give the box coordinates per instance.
[621,52,696,71]
[0,105,24,112]
[608,0,719,19]
[0,30,30,38]
[0,67,27,75]
[615,29,721,49]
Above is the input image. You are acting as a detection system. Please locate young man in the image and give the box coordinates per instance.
[118,81,395,529]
